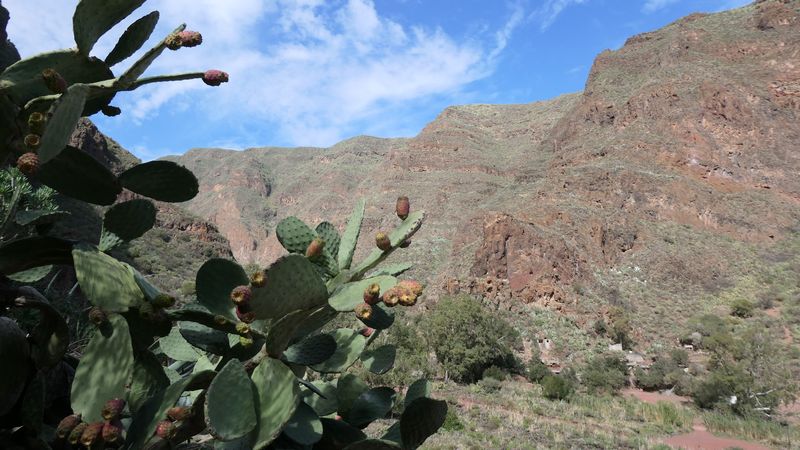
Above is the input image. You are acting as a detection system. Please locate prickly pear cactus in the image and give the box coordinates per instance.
[0,0,446,448]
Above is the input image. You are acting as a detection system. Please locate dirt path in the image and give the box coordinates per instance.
[662,418,772,450]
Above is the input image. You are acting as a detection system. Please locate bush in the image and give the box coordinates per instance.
[542,375,575,401]
[527,358,551,383]
[582,354,628,394]
[423,295,520,383]
[730,298,754,318]
[477,376,503,393]
[441,407,465,431]
[482,365,508,381]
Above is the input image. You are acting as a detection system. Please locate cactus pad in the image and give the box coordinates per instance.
[179,321,230,355]
[328,276,397,312]
[119,160,199,202]
[37,145,122,205]
[73,0,146,55]
[250,358,300,449]
[315,221,341,258]
[0,318,31,416]
[404,379,432,409]
[196,258,248,321]
[300,381,338,417]
[335,373,368,419]
[103,199,157,241]
[310,329,366,373]
[283,333,337,366]
[105,11,160,66]
[400,397,448,450]
[338,199,365,269]
[73,244,142,311]
[38,83,90,163]
[205,360,257,440]
[249,255,328,320]
[359,303,395,330]
[283,401,322,445]
[360,345,396,375]
[368,262,413,277]
[276,216,317,254]
[7,265,52,283]
[127,351,169,414]
[71,314,134,422]
[318,418,367,449]
[344,440,402,450]
[0,236,73,275]
[346,386,396,427]
[158,327,202,362]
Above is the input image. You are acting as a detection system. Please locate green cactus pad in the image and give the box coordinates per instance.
[73,244,142,311]
[360,345,396,375]
[0,236,73,275]
[205,360,257,440]
[7,265,52,283]
[381,422,402,446]
[300,381,338,417]
[310,329,366,373]
[328,276,397,312]
[37,145,122,205]
[0,50,114,108]
[317,418,367,449]
[14,209,68,227]
[118,23,184,84]
[276,216,316,254]
[38,83,89,163]
[124,370,215,450]
[71,314,134,422]
[250,254,328,320]
[399,397,448,450]
[103,199,157,241]
[264,309,311,357]
[119,160,199,202]
[127,350,169,415]
[347,387,396,428]
[196,258,248,321]
[336,373,368,418]
[311,250,340,280]
[283,333,337,366]
[158,327,202,362]
[390,211,425,246]
[359,303,395,330]
[0,318,31,416]
[73,0,145,55]
[283,401,322,445]
[179,321,230,355]
[315,222,341,258]
[367,262,413,277]
[20,371,45,434]
[250,358,300,449]
[338,199,365,269]
[105,11,159,66]
[344,439,402,450]
[404,379,432,409]
[131,267,162,303]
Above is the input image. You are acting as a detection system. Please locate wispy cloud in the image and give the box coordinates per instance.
[642,0,681,13]
[4,0,523,148]
[532,0,588,31]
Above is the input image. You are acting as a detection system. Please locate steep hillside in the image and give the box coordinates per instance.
[167,1,800,350]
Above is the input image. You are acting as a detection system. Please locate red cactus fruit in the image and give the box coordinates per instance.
[396,196,410,220]
[397,280,424,296]
[305,237,325,259]
[153,293,176,308]
[16,152,40,176]
[102,420,124,443]
[56,414,81,439]
[359,327,375,338]
[80,422,104,447]
[363,283,381,305]
[68,422,88,445]
[167,406,192,421]
[354,302,373,320]
[381,287,400,307]
[155,420,175,439]
[202,70,229,86]
[23,133,40,150]
[236,303,256,324]
[165,33,183,50]
[178,30,203,47]
[230,285,252,305]
[375,232,391,252]
[41,68,67,93]
[27,112,45,134]
[102,105,122,117]
[101,398,126,420]
[398,292,417,307]
[250,270,266,288]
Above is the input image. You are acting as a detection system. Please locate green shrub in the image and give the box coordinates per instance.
[482,365,508,381]
[477,376,503,393]
[527,358,551,383]
[582,354,628,394]
[423,295,520,383]
[730,298,754,318]
[542,375,575,401]
[441,407,465,431]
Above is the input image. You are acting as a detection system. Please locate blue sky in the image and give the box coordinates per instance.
[6,0,750,160]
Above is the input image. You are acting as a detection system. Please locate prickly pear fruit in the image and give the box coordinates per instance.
[23,133,40,150]
[305,237,325,259]
[42,68,67,94]
[16,152,39,176]
[27,112,45,134]
[375,232,391,252]
[88,307,108,326]
[68,422,88,445]
[80,422,104,447]
[396,196,410,220]
[363,283,381,305]
[167,406,192,421]
[381,288,400,307]
[101,398,126,420]
[102,420,124,444]
[213,314,227,325]
[202,70,229,86]
[178,30,203,47]
[398,280,424,296]
[165,33,183,50]
[102,105,122,117]
[250,270,266,288]
[398,292,417,307]
[359,327,375,338]
[236,303,255,324]
[354,302,373,320]
[235,322,251,335]
[230,285,252,305]
[155,420,175,439]
[153,293,176,308]
[56,414,81,439]
[399,239,411,248]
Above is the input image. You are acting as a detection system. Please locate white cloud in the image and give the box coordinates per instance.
[533,0,588,31]
[4,0,522,148]
[642,0,681,13]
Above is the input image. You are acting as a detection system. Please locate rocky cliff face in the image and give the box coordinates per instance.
[166,1,800,342]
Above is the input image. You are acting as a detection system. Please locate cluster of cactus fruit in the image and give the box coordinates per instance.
[0,1,446,449]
